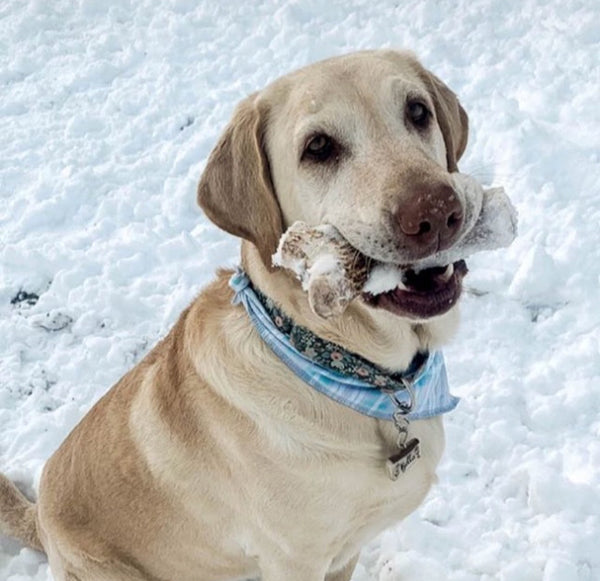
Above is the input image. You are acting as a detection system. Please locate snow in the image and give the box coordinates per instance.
[1,0,599,580]
[363,264,407,295]
[306,253,342,281]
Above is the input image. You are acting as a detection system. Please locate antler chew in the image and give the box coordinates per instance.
[273,182,517,318]
[272,222,368,318]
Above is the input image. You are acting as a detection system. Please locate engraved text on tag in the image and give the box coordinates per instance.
[386,438,421,481]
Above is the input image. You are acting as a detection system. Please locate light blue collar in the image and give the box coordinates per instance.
[230,270,459,421]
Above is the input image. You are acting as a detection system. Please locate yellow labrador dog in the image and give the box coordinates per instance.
[1,50,470,581]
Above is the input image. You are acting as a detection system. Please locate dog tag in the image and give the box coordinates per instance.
[386,438,421,481]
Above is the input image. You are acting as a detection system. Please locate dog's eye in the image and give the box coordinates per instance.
[407,101,431,128]
[302,134,337,163]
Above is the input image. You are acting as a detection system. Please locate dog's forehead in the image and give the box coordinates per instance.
[263,51,429,119]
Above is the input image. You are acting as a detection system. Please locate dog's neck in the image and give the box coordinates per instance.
[241,242,460,373]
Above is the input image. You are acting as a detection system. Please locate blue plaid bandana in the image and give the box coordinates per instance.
[229,270,459,421]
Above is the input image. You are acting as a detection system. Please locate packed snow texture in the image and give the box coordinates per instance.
[1,1,599,580]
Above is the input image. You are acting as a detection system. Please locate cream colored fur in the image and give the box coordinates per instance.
[0,50,470,581]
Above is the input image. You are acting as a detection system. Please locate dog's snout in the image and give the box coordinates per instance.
[395,184,464,253]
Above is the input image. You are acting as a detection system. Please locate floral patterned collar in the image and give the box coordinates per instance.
[252,286,428,393]
[229,270,459,421]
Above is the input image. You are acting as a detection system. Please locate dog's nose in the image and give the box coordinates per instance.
[395,184,463,253]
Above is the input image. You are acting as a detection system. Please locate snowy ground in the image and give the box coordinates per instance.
[1,0,599,579]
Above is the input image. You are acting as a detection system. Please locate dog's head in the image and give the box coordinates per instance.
[198,50,470,321]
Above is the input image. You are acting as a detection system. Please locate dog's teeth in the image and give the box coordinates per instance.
[440,264,454,282]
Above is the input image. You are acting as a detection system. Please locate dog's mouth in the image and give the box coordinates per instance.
[361,260,468,320]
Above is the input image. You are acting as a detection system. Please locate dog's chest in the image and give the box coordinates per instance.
[244,416,444,565]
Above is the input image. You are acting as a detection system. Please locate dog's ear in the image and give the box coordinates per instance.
[197,94,283,268]
[419,69,469,172]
